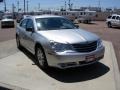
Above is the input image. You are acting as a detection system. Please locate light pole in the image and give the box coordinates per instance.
[26,0,28,12]
[38,3,40,11]
[24,0,26,13]
[68,0,73,11]
[4,0,6,12]
[17,0,19,12]
[65,1,66,11]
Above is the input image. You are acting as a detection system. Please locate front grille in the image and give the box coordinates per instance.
[72,41,97,53]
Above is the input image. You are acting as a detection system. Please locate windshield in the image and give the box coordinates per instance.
[36,17,76,30]
[3,16,13,19]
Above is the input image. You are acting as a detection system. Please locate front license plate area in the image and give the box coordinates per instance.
[85,55,95,62]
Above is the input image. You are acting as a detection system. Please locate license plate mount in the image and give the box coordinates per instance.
[85,55,95,62]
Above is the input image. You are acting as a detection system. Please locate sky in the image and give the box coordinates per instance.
[0,0,120,11]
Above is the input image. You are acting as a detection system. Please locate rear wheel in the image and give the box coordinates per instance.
[78,20,81,23]
[35,46,48,69]
[1,25,4,28]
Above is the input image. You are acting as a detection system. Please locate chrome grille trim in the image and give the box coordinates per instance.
[72,41,97,52]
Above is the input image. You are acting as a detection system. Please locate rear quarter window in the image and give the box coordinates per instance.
[116,16,120,20]
[112,16,116,19]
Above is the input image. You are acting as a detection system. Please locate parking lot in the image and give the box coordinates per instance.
[0,23,16,42]
[0,21,120,90]
[0,21,120,70]
[78,21,120,70]
[0,39,119,90]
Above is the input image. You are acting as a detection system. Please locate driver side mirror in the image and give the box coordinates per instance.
[26,27,34,32]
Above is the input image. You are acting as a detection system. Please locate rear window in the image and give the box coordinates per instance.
[116,16,120,20]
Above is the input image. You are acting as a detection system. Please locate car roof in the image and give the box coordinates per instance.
[112,14,120,17]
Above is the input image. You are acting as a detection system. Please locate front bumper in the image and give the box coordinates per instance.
[1,21,14,27]
[46,46,105,69]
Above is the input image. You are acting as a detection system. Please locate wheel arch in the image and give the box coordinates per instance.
[34,42,48,67]
[16,33,18,37]
[107,21,111,24]
[35,42,45,54]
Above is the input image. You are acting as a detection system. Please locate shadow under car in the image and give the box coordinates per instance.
[19,46,110,83]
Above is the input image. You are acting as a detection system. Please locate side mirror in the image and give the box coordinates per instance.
[26,27,34,32]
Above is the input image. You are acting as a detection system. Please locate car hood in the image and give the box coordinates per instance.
[1,19,14,22]
[38,29,99,44]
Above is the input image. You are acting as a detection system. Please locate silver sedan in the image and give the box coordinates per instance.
[16,15,105,69]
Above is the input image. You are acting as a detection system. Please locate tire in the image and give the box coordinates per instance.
[1,25,4,28]
[79,20,81,23]
[86,20,88,24]
[16,35,22,49]
[12,25,15,28]
[35,46,48,69]
[108,22,112,28]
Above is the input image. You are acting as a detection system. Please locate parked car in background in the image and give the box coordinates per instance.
[1,15,15,28]
[106,14,120,28]
[16,15,105,69]
[77,16,92,23]
[77,10,96,24]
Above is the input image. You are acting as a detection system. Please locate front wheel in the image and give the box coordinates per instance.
[35,46,48,69]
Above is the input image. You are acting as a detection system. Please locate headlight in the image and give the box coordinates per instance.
[50,41,72,52]
[97,39,103,48]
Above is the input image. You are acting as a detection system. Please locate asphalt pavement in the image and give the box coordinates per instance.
[0,21,120,90]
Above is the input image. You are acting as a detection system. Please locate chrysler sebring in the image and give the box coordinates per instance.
[16,15,105,69]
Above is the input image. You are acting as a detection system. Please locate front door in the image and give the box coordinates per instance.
[25,19,35,52]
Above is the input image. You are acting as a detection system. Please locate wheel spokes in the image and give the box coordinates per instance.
[16,37,19,46]
[37,48,44,66]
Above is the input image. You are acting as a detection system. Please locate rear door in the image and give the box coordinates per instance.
[111,16,116,25]
[115,16,120,26]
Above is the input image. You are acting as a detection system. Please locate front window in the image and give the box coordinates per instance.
[26,19,34,29]
[36,17,76,30]
[20,19,28,29]
[108,16,111,19]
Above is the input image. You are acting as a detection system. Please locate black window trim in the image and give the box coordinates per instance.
[26,19,35,30]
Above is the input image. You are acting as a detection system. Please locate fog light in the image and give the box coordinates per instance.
[58,63,66,68]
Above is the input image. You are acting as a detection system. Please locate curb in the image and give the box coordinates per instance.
[109,42,120,90]
[0,82,28,90]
